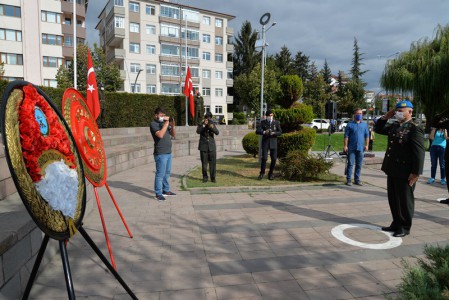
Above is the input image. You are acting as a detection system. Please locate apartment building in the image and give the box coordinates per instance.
[0,0,87,87]
[96,0,235,121]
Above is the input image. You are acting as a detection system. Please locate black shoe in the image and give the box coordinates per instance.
[440,198,449,204]
[203,177,208,183]
[211,178,216,183]
[258,174,264,180]
[155,195,166,201]
[268,174,274,180]
[354,181,363,186]
[381,226,397,232]
[392,228,409,237]
[162,191,176,196]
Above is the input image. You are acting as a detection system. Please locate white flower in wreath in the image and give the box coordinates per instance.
[35,160,78,218]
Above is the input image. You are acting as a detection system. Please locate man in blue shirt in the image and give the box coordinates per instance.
[344,108,369,186]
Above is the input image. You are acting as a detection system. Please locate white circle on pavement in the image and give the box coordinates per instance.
[331,224,402,249]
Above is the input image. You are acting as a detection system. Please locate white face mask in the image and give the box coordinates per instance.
[268,116,273,122]
[395,111,404,122]
[158,116,165,122]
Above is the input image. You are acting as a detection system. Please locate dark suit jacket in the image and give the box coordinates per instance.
[374,118,425,179]
[256,119,282,149]
[196,123,219,151]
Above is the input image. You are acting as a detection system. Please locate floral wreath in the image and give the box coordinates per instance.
[19,85,76,181]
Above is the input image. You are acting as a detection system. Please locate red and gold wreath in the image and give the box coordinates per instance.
[18,84,76,182]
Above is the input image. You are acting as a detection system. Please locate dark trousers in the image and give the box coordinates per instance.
[260,147,277,175]
[430,145,445,179]
[200,150,216,179]
[387,176,415,231]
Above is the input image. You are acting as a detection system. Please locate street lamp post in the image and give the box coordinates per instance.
[132,69,143,93]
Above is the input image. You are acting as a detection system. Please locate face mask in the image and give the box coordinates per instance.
[395,111,404,121]
[268,116,273,122]
[355,115,362,121]
[158,117,165,122]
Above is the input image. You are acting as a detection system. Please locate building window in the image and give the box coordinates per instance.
[42,34,63,45]
[202,87,210,96]
[130,63,141,73]
[146,4,155,15]
[202,52,211,61]
[0,29,22,42]
[215,71,223,79]
[161,83,180,95]
[215,89,223,97]
[0,53,23,65]
[114,0,124,6]
[146,64,156,74]
[64,36,73,46]
[181,29,199,41]
[161,23,180,38]
[202,34,210,43]
[215,53,223,62]
[115,16,124,28]
[64,18,71,25]
[215,36,223,45]
[41,11,61,23]
[76,37,85,45]
[182,46,199,59]
[146,44,156,54]
[203,16,210,25]
[129,2,139,13]
[215,105,223,114]
[161,64,179,76]
[227,68,233,79]
[44,79,57,88]
[160,5,179,20]
[202,69,210,78]
[129,43,140,53]
[215,18,223,28]
[131,83,141,93]
[190,67,199,78]
[0,5,21,18]
[146,24,156,35]
[77,19,83,27]
[65,60,72,68]
[161,44,179,56]
[146,84,156,94]
[43,56,63,68]
[130,22,140,33]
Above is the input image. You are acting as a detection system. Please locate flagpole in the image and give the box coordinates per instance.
[185,14,188,126]
[73,0,77,89]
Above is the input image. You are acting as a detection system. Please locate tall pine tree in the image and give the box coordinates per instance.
[233,21,260,77]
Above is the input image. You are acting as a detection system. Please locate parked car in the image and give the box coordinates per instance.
[338,119,350,131]
[302,119,330,131]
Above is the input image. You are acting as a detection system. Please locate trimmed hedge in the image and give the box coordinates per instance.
[273,105,314,133]
[277,127,316,158]
[242,132,259,157]
[279,150,333,181]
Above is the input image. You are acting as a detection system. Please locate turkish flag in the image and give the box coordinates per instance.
[183,66,195,118]
[86,50,100,120]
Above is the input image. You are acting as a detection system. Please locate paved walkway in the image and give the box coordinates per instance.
[28,151,449,300]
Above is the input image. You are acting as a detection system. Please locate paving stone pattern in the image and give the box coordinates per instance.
[27,151,449,299]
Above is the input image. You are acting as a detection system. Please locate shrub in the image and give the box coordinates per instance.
[395,244,449,300]
[232,112,246,125]
[277,127,316,158]
[279,150,333,181]
[273,105,314,133]
[242,132,259,157]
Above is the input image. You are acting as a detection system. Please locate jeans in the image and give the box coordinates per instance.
[154,153,172,195]
[346,150,364,183]
[430,145,445,179]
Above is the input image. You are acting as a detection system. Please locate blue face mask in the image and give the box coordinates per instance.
[355,115,362,121]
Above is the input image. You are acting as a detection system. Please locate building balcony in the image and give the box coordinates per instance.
[226,44,234,52]
[106,27,125,47]
[226,79,233,86]
[226,27,234,35]
[226,96,234,104]
[120,69,126,79]
[226,61,233,69]
[106,48,125,63]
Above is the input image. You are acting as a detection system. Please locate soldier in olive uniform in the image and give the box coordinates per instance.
[256,110,282,180]
[197,111,219,183]
[374,100,425,237]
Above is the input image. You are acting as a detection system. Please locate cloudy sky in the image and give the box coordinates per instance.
[86,0,449,92]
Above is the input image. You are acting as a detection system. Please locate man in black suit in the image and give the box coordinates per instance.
[374,100,425,237]
[197,111,219,183]
[256,110,282,180]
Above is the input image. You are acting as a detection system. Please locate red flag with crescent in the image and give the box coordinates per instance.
[86,50,100,120]
[183,66,195,117]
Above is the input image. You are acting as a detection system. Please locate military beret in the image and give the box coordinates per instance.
[396,100,413,109]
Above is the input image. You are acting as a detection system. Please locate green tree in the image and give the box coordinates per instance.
[292,51,310,82]
[275,45,294,75]
[381,24,449,124]
[302,75,330,117]
[233,21,261,77]
[307,61,319,81]
[0,62,4,78]
[348,37,367,103]
[234,63,280,114]
[278,75,304,108]
[336,70,348,98]
[321,59,332,93]
[56,44,123,92]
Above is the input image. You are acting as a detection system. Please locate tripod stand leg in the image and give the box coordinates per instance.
[78,227,137,300]
[22,235,50,300]
[59,240,76,300]
[105,182,133,238]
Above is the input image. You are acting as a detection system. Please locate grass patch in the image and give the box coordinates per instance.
[184,154,344,188]
[312,132,389,152]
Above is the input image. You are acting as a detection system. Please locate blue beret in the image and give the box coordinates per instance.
[395,100,413,109]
